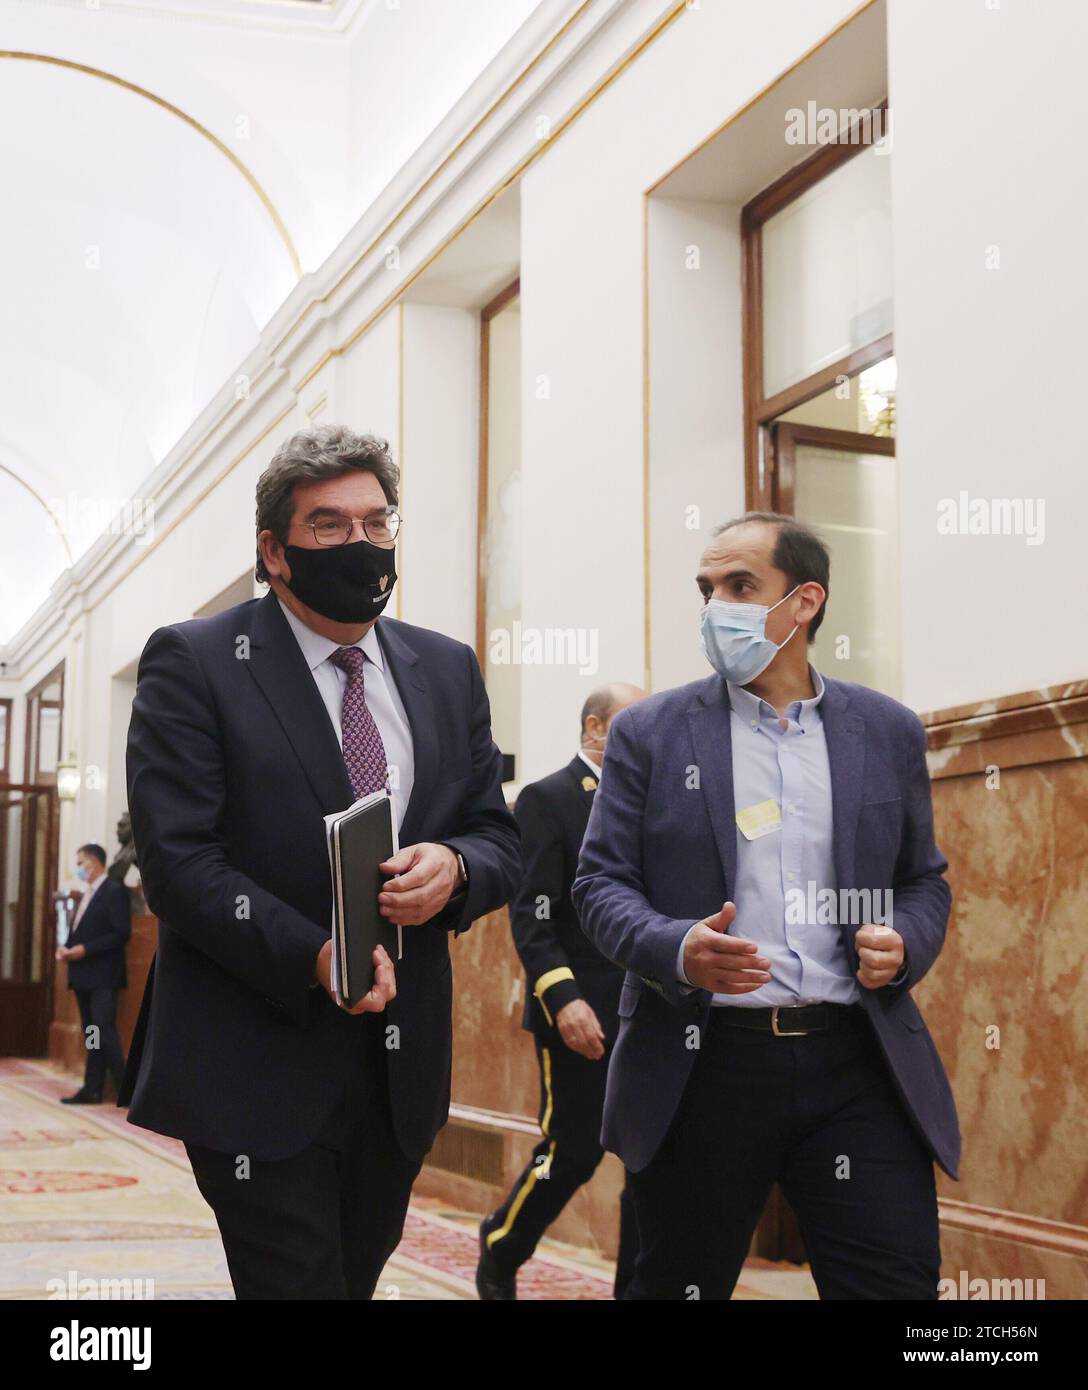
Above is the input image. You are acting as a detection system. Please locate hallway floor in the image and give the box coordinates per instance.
[0,1058,817,1300]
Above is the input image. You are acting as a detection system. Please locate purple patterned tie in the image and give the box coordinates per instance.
[329,646,388,799]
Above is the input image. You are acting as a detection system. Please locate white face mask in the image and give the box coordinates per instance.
[699,585,800,684]
[580,731,607,761]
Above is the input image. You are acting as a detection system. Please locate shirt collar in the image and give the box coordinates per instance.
[727,665,825,731]
[276,595,385,673]
[82,872,106,898]
[577,750,601,782]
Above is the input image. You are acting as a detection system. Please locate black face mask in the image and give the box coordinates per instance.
[283,538,397,622]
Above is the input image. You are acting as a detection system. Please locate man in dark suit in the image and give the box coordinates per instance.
[56,843,132,1105]
[476,683,645,1300]
[121,425,520,1300]
[573,512,959,1300]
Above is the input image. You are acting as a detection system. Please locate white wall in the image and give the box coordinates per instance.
[400,303,478,644]
[54,410,308,880]
[648,197,745,691]
[338,307,403,620]
[518,0,868,782]
[482,303,524,771]
[888,0,1088,708]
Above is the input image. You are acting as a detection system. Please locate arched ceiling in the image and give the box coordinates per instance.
[0,53,299,641]
[0,0,543,647]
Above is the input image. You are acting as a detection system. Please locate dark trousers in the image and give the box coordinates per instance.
[484,1034,638,1299]
[185,1012,422,1300]
[73,988,126,1098]
[626,1006,940,1300]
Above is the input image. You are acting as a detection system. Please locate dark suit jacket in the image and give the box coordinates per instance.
[119,591,520,1163]
[66,876,132,991]
[572,674,961,1180]
[511,757,624,1043]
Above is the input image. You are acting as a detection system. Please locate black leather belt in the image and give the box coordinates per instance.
[711,1002,867,1036]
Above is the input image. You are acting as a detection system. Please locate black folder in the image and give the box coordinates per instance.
[325,791,403,1008]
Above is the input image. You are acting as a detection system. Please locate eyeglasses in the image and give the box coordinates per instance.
[297,507,401,547]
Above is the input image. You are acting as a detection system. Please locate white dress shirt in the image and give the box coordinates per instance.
[276,596,415,831]
[72,870,105,930]
[676,665,862,1007]
[577,750,601,782]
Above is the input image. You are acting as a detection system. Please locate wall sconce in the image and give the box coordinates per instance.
[56,759,81,802]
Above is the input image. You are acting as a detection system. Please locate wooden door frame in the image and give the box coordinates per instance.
[742,100,891,509]
[23,659,65,785]
[0,782,60,1055]
[772,420,896,515]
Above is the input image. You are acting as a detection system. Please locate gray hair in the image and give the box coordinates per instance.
[254,425,400,584]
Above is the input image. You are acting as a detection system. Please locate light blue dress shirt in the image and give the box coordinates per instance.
[676,666,861,1007]
[276,596,415,832]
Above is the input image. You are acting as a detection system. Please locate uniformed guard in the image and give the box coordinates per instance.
[477,683,645,1300]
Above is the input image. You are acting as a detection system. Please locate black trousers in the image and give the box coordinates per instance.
[73,987,126,1098]
[484,1034,638,1299]
[185,1012,422,1300]
[625,1006,940,1300]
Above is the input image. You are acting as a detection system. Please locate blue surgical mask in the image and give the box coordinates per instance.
[699,585,800,684]
[75,864,90,882]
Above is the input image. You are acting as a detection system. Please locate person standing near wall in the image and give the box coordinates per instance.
[56,842,132,1105]
[574,513,959,1300]
[121,426,520,1300]
[478,683,645,1300]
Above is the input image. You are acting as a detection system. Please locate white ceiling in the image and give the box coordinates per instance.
[0,0,541,643]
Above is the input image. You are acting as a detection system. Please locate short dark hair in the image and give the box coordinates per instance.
[254,425,400,584]
[711,511,830,642]
[77,843,107,866]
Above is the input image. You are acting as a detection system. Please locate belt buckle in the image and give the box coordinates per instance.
[771,1006,807,1037]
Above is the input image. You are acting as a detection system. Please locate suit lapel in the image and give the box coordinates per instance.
[687,676,737,895]
[566,754,599,808]
[819,678,866,937]
[246,592,355,815]
[375,617,439,847]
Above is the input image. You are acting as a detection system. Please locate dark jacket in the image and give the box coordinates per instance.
[66,876,132,991]
[573,674,961,1179]
[512,756,623,1044]
[120,590,521,1164]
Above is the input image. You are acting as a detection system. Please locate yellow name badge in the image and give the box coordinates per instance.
[735,799,783,841]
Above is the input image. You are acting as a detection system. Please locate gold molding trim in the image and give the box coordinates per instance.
[292,0,690,401]
[269,0,597,358]
[0,463,75,566]
[641,0,880,692]
[397,301,404,622]
[0,51,302,278]
[89,403,297,615]
[1,6,603,484]
[641,190,651,695]
[17,0,689,638]
[644,0,880,196]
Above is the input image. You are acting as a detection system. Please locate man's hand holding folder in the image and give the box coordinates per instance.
[322,793,469,1011]
[324,791,405,1011]
[377,842,465,925]
[314,939,396,1015]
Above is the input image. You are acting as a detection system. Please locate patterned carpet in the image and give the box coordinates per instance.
[0,1058,816,1300]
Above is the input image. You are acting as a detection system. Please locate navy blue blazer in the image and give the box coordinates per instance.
[66,876,132,991]
[572,673,961,1180]
[119,591,520,1163]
